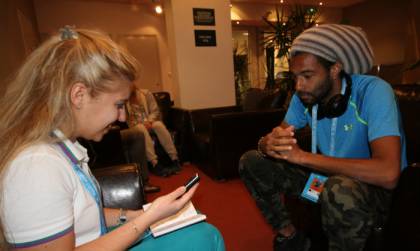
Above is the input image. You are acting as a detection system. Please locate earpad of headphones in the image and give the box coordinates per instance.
[308,72,352,120]
[323,94,348,118]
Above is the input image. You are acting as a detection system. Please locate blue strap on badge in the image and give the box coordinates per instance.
[311,80,347,156]
[57,141,107,235]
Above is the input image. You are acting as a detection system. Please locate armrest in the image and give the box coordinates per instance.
[211,109,285,143]
[92,163,146,210]
[189,106,241,134]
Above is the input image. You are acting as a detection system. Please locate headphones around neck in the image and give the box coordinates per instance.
[311,73,352,120]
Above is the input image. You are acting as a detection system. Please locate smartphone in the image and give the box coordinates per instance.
[184,173,200,192]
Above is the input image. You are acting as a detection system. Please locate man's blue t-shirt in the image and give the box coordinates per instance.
[285,74,407,169]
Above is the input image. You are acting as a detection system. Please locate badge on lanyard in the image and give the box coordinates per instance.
[301,81,346,203]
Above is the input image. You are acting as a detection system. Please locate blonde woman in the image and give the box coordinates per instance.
[0,27,224,251]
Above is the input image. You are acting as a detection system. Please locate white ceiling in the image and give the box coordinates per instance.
[231,0,366,8]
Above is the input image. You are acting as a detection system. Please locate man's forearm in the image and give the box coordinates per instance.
[296,152,400,189]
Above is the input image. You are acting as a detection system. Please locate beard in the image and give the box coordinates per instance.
[297,75,334,106]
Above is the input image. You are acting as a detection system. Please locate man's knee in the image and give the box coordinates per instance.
[321,176,377,249]
[320,175,373,231]
[320,175,365,207]
[151,121,166,131]
[134,123,148,134]
[238,150,261,174]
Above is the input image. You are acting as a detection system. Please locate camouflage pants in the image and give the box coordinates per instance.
[239,150,392,251]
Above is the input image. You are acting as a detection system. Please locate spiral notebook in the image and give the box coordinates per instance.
[143,201,206,237]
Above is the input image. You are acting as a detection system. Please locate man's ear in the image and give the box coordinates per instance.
[70,82,88,109]
[330,62,343,80]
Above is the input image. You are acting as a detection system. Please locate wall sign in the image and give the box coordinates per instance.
[194,30,216,47]
[193,8,215,26]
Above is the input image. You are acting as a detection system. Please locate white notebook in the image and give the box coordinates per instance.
[143,201,206,237]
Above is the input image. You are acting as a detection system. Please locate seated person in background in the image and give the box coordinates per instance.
[239,24,407,251]
[127,87,181,177]
[0,27,224,251]
[120,128,161,193]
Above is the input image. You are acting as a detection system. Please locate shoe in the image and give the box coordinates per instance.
[148,162,172,177]
[144,183,161,193]
[169,159,182,174]
[273,231,311,251]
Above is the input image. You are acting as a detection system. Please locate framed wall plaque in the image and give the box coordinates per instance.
[193,8,215,26]
[194,30,216,47]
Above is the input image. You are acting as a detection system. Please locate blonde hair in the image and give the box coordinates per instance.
[0,28,139,249]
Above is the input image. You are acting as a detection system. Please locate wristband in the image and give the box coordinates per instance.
[257,136,267,157]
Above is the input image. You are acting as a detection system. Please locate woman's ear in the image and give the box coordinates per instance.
[70,82,88,109]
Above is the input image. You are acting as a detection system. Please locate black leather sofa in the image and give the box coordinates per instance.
[171,88,287,180]
[186,106,285,180]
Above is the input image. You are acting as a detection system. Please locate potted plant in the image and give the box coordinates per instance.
[261,4,319,106]
[233,47,251,105]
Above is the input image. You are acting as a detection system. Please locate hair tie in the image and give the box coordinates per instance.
[59,25,79,41]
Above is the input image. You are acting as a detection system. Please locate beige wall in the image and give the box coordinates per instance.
[34,0,173,93]
[343,0,411,66]
[165,0,236,109]
[403,0,420,83]
[34,0,236,108]
[344,0,420,83]
[0,0,40,96]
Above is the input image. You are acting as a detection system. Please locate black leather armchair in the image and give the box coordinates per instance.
[93,164,144,210]
[80,127,147,209]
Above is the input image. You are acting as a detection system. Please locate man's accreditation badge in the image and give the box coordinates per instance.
[301,173,328,203]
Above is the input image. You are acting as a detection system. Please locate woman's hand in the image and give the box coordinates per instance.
[143,121,153,130]
[143,184,198,224]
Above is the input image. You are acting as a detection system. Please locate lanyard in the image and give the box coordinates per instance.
[57,141,108,235]
[311,80,347,157]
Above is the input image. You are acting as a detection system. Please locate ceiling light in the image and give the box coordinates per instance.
[155,5,163,14]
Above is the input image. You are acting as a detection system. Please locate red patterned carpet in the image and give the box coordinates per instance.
[147,163,274,251]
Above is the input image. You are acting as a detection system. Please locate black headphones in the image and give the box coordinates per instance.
[310,72,352,120]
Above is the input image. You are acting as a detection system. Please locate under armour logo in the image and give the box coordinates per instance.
[344,124,353,131]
